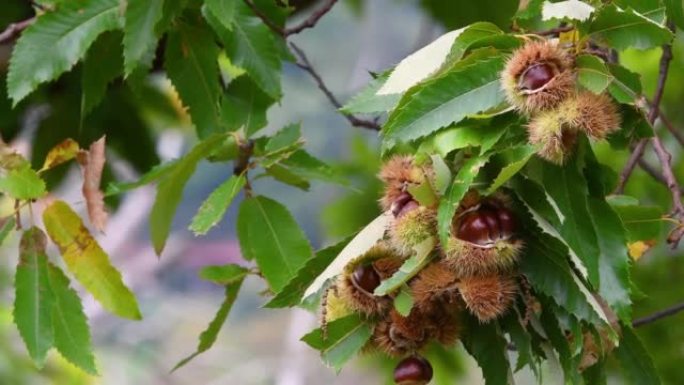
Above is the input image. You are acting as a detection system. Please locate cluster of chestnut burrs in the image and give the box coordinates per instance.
[502,39,622,164]
[321,156,523,384]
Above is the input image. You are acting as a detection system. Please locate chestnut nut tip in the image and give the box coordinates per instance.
[519,63,555,92]
[391,191,418,218]
[394,355,433,385]
[351,264,381,296]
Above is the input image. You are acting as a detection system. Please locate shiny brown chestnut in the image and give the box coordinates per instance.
[519,62,556,92]
[394,355,433,385]
[457,207,516,246]
[351,264,381,296]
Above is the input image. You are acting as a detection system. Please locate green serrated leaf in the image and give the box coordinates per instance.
[589,5,674,51]
[485,145,535,195]
[609,203,663,241]
[407,180,438,207]
[576,54,613,94]
[165,20,222,139]
[173,278,244,371]
[150,135,227,255]
[279,150,344,185]
[14,228,54,367]
[535,157,601,287]
[0,165,46,200]
[301,314,373,372]
[237,196,313,293]
[7,0,122,104]
[264,164,311,191]
[47,262,97,375]
[615,326,662,385]
[124,0,165,75]
[189,175,246,236]
[539,304,580,384]
[220,75,274,135]
[461,318,512,385]
[105,160,178,197]
[206,3,282,98]
[664,0,684,29]
[393,285,414,316]
[382,54,505,145]
[607,64,643,104]
[265,124,302,155]
[341,71,400,114]
[43,201,141,320]
[82,32,124,117]
[374,237,435,296]
[419,122,508,158]
[265,236,351,308]
[205,0,238,30]
[437,154,490,245]
[199,264,249,285]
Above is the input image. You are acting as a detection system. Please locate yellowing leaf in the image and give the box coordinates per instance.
[628,241,654,261]
[77,136,108,232]
[43,200,141,320]
[41,139,80,172]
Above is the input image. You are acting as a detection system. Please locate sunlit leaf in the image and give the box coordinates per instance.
[542,0,594,21]
[189,175,246,235]
[199,264,249,285]
[7,0,122,104]
[0,165,46,200]
[238,196,313,293]
[40,138,80,172]
[374,237,436,296]
[590,5,673,50]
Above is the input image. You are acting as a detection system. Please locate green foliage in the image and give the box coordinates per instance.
[189,175,246,235]
[2,0,682,381]
[301,314,373,372]
[237,196,313,293]
[7,0,122,104]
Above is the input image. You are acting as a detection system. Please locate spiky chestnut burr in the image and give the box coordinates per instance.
[409,261,461,311]
[379,155,430,212]
[394,355,433,385]
[501,40,575,114]
[444,199,522,278]
[389,204,438,255]
[528,91,621,164]
[337,244,405,315]
[457,274,518,322]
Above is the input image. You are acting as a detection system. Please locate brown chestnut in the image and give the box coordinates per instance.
[456,207,516,246]
[519,62,555,92]
[394,355,433,385]
[351,264,381,295]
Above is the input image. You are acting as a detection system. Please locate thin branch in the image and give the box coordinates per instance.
[651,136,684,248]
[0,18,34,44]
[633,301,684,327]
[289,42,381,131]
[533,25,574,36]
[659,111,684,147]
[637,158,684,194]
[614,25,674,194]
[242,0,339,37]
[283,0,338,36]
[615,140,648,195]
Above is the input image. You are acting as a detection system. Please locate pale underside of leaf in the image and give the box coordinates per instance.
[303,211,392,299]
[542,0,595,21]
[377,28,464,95]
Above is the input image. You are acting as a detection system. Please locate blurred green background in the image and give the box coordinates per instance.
[1,0,683,384]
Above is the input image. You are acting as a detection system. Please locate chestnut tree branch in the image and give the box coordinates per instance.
[632,301,684,328]
[0,18,34,44]
[614,24,674,194]
[289,42,381,131]
[283,0,338,36]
